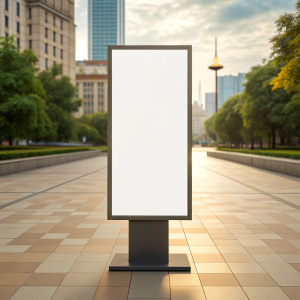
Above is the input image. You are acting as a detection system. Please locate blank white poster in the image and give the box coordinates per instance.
[111,49,188,217]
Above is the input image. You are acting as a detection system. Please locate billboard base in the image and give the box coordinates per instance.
[109,253,190,271]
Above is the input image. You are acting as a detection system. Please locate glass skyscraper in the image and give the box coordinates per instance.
[88,0,125,61]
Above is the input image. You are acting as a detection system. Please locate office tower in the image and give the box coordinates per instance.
[75,60,108,116]
[192,101,207,137]
[205,92,216,118]
[0,0,76,81]
[88,0,125,60]
[198,82,202,108]
[217,73,246,108]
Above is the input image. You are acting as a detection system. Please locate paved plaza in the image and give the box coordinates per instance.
[0,149,300,300]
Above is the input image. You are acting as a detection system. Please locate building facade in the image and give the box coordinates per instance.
[217,73,246,108]
[75,60,108,116]
[192,101,207,138]
[88,0,125,61]
[205,92,216,118]
[0,0,75,81]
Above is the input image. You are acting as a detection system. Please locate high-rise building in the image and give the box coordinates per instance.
[75,60,108,116]
[205,92,216,118]
[192,101,207,137]
[198,82,202,108]
[88,0,125,61]
[217,73,246,108]
[0,0,75,81]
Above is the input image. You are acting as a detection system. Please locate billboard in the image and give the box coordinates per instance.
[108,46,192,220]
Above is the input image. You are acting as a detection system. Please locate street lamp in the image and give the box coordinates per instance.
[208,37,223,113]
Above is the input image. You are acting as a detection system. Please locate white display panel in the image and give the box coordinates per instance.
[110,47,190,218]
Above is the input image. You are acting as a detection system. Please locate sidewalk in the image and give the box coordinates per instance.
[0,150,299,299]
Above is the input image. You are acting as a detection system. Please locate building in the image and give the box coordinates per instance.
[198,82,202,107]
[88,0,125,61]
[192,101,207,138]
[217,73,246,108]
[205,92,216,118]
[0,0,75,81]
[75,60,108,116]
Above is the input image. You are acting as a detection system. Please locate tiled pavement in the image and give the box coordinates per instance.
[0,149,299,299]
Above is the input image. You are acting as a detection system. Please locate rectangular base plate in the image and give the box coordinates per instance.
[109,253,191,271]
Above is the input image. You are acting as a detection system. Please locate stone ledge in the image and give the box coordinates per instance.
[207,150,300,177]
[0,150,103,176]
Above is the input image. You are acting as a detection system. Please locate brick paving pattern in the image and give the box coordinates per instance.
[0,149,299,299]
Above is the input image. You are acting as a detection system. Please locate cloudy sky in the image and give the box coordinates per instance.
[74,0,297,105]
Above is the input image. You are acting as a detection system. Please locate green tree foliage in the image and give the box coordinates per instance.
[0,36,52,144]
[76,122,100,144]
[243,61,291,149]
[38,63,82,141]
[213,94,244,147]
[270,0,300,92]
[204,115,216,141]
[77,112,107,144]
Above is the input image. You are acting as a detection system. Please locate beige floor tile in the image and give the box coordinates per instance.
[251,253,285,263]
[45,253,79,262]
[260,262,298,274]
[128,272,170,299]
[94,287,129,300]
[192,254,225,263]
[222,253,255,263]
[2,262,41,273]
[281,287,300,300]
[170,287,206,299]
[270,273,300,286]
[228,262,265,273]
[61,272,102,286]
[199,273,239,286]
[34,262,73,273]
[69,262,106,273]
[23,273,66,286]
[99,272,132,287]
[235,273,277,287]
[204,286,248,300]
[169,274,201,286]
[195,263,231,273]
[51,286,97,300]
[243,287,290,300]
[14,253,50,262]
[76,253,110,262]
[10,286,57,300]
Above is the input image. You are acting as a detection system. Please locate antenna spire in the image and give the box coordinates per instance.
[215,37,217,57]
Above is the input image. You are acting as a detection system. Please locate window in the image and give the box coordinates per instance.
[60,34,63,45]
[29,40,32,49]
[28,8,32,19]
[53,31,56,41]
[5,32,9,37]
[45,58,48,68]
[53,16,56,26]
[60,20,63,30]
[17,22,20,33]
[16,2,20,16]
[45,27,48,38]
[45,12,48,22]
[5,16,8,27]
[17,38,20,47]
[29,24,32,35]
[53,46,56,56]
[5,0,8,11]
[45,43,48,54]
[60,49,63,59]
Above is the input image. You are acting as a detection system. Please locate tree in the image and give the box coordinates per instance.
[243,61,291,149]
[77,112,107,144]
[0,36,52,144]
[76,122,100,144]
[204,115,216,141]
[38,63,81,141]
[270,1,300,92]
[213,94,244,147]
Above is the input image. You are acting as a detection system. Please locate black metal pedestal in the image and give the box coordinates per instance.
[109,220,191,271]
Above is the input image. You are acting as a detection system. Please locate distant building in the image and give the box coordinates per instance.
[192,101,207,138]
[0,0,76,81]
[198,82,202,108]
[217,73,246,108]
[88,0,125,60]
[75,60,108,116]
[205,92,216,118]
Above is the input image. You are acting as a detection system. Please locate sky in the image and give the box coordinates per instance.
[74,0,297,105]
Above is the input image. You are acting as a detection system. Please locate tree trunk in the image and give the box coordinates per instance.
[268,134,271,148]
[259,136,263,149]
[271,126,276,149]
[251,133,254,150]
[287,132,292,146]
[279,132,285,146]
[8,136,13,146]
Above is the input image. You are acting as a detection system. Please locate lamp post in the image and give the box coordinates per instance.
[208,38,223,113]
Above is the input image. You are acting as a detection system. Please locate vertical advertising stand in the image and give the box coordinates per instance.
[108,46,192,271]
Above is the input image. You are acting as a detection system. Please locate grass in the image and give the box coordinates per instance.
[0,145,107,160]
[217,147,300,160]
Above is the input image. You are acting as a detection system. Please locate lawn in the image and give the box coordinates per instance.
[217,147,300,160]
[0,145,107,160]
